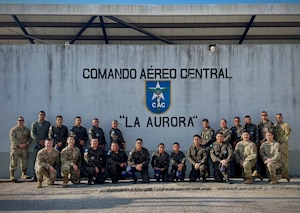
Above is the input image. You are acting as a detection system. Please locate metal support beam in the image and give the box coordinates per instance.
[99,16,109,44]
[105,16,173,44]
[70,16,97,44]
[11,15,34,44]
[239,15,256,44]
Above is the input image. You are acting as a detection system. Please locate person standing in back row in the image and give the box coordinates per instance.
[273,113,291,182]
[9,116,31,182]
[110,120,126,150]
[257,111,274,179]
[88,118,106,150]
[48,115,68,152]
[31,111,51,181]
[70,116,88,177]
[200,118,215,177]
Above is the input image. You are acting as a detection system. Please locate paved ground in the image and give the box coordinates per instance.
[0,177,300,213]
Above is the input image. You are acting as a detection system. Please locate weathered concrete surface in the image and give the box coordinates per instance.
[0,178,300,213]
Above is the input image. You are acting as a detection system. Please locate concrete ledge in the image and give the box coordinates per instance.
[1,178,300,193]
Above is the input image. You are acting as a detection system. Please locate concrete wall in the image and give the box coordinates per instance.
[0,44,299,178]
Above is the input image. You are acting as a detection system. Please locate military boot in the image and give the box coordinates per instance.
[252,170,263,181]
[62,176,69,187]
[87,175,93,185]
[36,180,42,188]
[10,171,17,183]
[21,171,30,179]
[202,175,206,183]
[244,178,254,184]
[270,178,278,185]
[282,173,290,182]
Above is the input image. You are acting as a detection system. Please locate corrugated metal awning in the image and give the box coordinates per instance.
[0,4,299,45]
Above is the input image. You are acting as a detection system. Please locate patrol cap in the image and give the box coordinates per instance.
[176,171,183,179]
[155,169,162,177]
[220,165,226,173]
[121,170,128,178]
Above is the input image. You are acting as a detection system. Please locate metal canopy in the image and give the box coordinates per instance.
[0,4,299,45]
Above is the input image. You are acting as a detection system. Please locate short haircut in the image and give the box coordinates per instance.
[202,118,209,123]
[56,115,63,119]
[158,143,165,147]
[220,118,227,123]
[193,134,201,139]
[244,115,251,119]
[265,131,274,135]
[242,130,250,134]
[173,142,180,146]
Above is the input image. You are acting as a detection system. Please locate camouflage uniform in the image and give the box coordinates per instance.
[48,125,68,152]
[257,120,274,177]
[169,151,186,181]
[70,125,88,177]
[234,140,257,179]
[35,148,60,185]
[187,144,208,181]
[259,141,282,181]
[210,141,233,182]
[31,120,51,174]
[106,149,128,183]
[151,151,170,182]
[110,128,125,150]
[127,147,150,183]
[9,125,31,180]
[200,127,215,148]
[201,126,215,177]
[84,146,106,184]
[274,121,291,177]
[60,146,81,184]
[216,128,232,144]
[88,126,106,148]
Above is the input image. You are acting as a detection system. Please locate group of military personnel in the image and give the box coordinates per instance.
[9,110,291,188]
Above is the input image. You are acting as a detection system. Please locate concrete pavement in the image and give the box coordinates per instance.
[1,177,300,213]
[1,177,299,192]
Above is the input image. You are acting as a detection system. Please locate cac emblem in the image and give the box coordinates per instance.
[145,81,171,114]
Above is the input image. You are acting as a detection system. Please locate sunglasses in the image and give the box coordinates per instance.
[18,119,24,121]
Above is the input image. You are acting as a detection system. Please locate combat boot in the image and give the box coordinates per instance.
[36,180,42,188]
[282,173,290,182]
[270,178,278,185]
[87,175,93,185]
[21,171,30,179]
[252,170,263,181]
[10,171,17,183]
[244,178,254,184]
[62,176,69,187]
